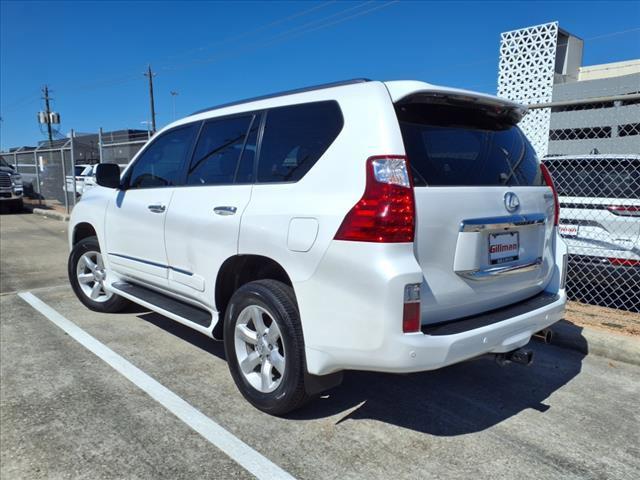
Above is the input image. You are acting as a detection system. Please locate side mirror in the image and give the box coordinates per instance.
[95,163,122,189]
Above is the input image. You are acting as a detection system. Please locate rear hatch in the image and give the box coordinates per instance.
[392,88,556,324]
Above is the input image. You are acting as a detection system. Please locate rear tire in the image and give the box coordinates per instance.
[68,236,130,313]
[224,279,310,415]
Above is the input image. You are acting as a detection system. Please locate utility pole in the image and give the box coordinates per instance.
[42,85,53,143]
[144,65,157,133]
[170,91,179,120]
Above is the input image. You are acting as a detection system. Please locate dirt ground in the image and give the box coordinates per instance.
[565,301,640,337]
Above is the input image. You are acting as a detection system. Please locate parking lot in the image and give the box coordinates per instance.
[1,212,639,480]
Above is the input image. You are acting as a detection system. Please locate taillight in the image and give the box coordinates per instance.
[402,283,421,333]
[540,163,559,226]
[334,155,415,242]
[608,257,640,267]
[607,205,640,217]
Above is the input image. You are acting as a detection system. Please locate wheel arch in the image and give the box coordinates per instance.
[213,254,294,338]
[72,222,98,245]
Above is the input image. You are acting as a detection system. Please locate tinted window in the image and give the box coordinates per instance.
[398,103,543,187]
[187,115,253,186]
[128,124,198,189]
[236,116,260,183]
[258,101,343,183]
[543,157,639,199]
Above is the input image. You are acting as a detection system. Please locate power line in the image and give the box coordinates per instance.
[261,1,399,47]
[1,93,41,111]
[586,26,640,41]
[1,2,354,109]
[2,15,635,121]
[412,24,640,76]
[160,1,395,73]
[159,0,338,65]
[235,1,376,51]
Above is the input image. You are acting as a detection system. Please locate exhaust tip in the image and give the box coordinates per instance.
[533,329,553,344]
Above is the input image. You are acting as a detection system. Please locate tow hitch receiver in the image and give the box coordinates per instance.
[495,348,534,367]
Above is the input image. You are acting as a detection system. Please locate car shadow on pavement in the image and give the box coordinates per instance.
[0,206,30,215]
[294,329,588,436]
[137,311,227,361]
[136,310,587,436]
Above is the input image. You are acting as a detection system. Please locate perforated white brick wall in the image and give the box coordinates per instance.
[498,22,559,158]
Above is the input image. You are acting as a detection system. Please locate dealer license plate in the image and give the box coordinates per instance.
[558,224,579,238]
[489,232,519,265]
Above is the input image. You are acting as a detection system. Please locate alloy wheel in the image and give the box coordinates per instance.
[233,305,286,393]
[76,251,113,303]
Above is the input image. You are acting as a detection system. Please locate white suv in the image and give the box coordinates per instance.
[68,79,568,414]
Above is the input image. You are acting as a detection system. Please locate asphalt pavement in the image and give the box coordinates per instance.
[1,212,639,480]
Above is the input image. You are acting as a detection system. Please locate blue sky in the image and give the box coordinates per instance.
[1,0,639,149]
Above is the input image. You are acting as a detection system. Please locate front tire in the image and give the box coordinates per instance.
[68,236,129,313]
[224,279,309,415]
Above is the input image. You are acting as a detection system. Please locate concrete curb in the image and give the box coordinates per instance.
[551,320,640,366]
[32,208,70,222]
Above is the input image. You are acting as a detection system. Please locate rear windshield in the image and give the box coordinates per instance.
[542,157,640,199]
[397,103,543,187]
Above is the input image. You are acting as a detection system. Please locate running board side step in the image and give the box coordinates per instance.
[111,281,212,328]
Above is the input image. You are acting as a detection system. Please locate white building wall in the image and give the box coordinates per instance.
[498,22,559,158]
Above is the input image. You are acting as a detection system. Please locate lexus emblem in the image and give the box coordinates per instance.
[504,192,520,212]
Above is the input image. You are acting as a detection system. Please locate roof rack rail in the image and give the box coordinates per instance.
[190,78,371,116]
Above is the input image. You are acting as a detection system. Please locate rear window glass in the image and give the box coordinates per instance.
[543,157,640,199]
[257,101,343,183]
[397,103,543,187]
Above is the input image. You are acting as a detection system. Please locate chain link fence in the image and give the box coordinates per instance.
[543,155,640,312]
[1,129,149,214]
[100,129,149,167]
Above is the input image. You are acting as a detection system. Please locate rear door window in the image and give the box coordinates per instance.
[397,103,542,187]
[257,101,343,183]
[187,115,254,186]
[235,116,260,184]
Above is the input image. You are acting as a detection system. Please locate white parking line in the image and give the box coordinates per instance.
[18,291,296,480]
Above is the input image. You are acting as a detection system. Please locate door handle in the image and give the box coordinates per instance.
[148,204,166,213]
[213,206,237,216]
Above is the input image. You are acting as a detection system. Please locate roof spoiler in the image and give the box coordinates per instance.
[396,90,527,124]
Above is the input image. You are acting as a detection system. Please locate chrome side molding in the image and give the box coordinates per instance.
[459,213,546,232]
[456,257,543,281]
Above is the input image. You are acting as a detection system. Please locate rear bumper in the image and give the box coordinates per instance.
[300,233,568,376]
[306,290,566,374]
[384,290,565,373]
